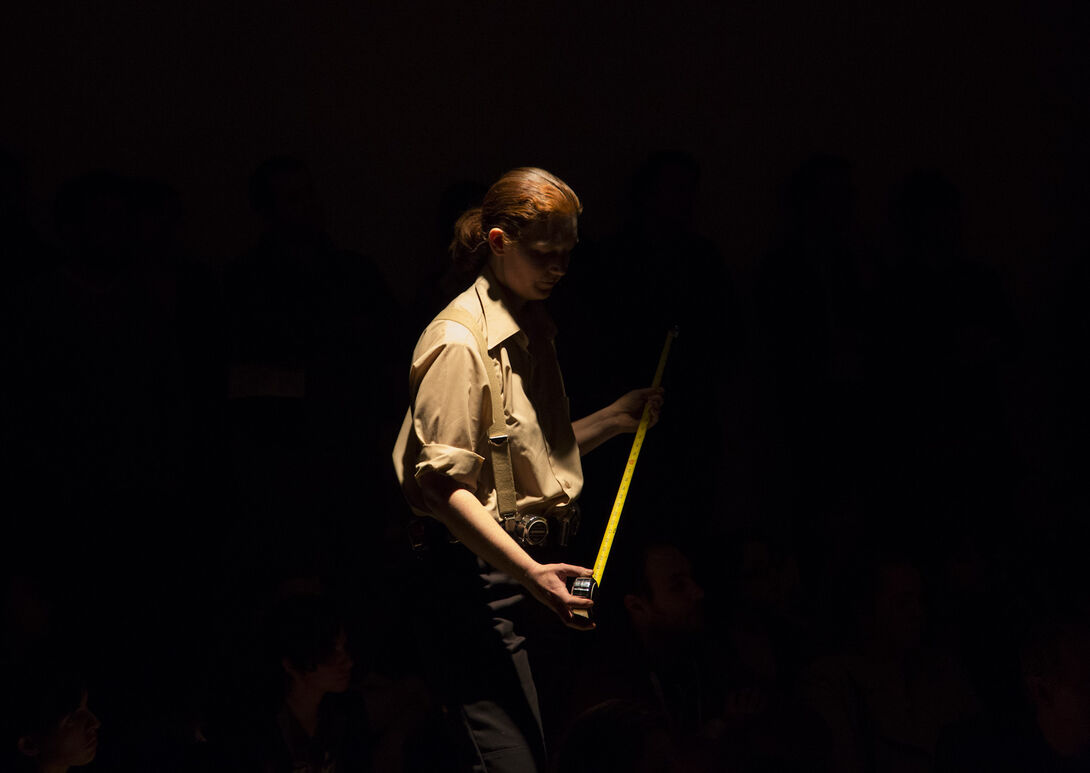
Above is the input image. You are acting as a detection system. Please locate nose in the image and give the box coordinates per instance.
[548,253,570,277]
[335,646,354,670]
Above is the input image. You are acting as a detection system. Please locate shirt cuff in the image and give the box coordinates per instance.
[414,443,485,489]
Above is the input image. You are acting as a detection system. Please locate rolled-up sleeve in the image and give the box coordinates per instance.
[410,323,491,491]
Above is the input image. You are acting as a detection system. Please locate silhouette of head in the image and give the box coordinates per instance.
[620,540,706,647]
[271,594,354,698]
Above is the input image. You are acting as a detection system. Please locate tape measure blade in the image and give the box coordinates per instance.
[590,328,677,586]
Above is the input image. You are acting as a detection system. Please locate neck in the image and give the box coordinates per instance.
[39,764,70,773]
[487,260,528,312]
[285,683,324,737]
[504,288,527,313]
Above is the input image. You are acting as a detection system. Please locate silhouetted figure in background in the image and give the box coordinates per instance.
[3,170,236,769]
[563,534,725,758]
[126,176,229,559]
[871,170,1018,544]
[619,538,714,736]
[130,176,227,494]
[4,170,196,635]
[715,532,811,686]
[254,594,372,773]
[224,155,402,595]
[565,528,828,772]
[936,606,1090,772]
[756,154,871,564]
[805,549,979,773]
[706,531,831,772]
[7,170,148,508]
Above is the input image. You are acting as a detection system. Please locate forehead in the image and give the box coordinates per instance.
[519,215,578,250]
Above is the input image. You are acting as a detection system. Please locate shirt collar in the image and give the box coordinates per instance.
[474,266,559,350]
[474,266,522,350]
[476,265,557,351]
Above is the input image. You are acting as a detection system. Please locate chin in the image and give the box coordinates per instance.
[72,746,98,766]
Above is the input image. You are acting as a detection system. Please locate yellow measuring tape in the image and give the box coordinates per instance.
[573,327,678,619]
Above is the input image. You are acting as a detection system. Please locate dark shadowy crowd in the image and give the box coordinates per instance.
[2,147,1088,771]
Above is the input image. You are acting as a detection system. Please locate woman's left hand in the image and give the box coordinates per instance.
[573,386,666,455]
[610,387,664,434]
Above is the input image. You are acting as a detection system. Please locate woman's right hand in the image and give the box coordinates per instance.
[427,482,597,629]
[522,563,596,630]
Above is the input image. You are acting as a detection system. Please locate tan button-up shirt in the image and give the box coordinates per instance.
[393,267,583,522]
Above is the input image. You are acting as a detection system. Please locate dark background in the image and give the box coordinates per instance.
[2,1,1089,770]
[4,1,1085,290]
[4,0,1086,502]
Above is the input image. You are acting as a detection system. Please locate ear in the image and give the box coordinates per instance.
[624,593,648,623]
[17,736,39,758]
[488,228,507,256]
[281,656,300,680]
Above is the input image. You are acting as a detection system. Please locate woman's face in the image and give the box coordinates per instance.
[489,215,578,304]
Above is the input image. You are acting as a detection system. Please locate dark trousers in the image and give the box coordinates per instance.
[412,543,547,773]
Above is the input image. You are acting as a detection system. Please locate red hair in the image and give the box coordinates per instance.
[449,167,581,272]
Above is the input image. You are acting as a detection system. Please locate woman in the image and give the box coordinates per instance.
[393,167,662,772]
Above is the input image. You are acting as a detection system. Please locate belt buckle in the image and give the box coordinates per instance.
[554,502,581,548]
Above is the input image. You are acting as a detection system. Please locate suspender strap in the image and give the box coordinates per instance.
[433,307,519,522]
